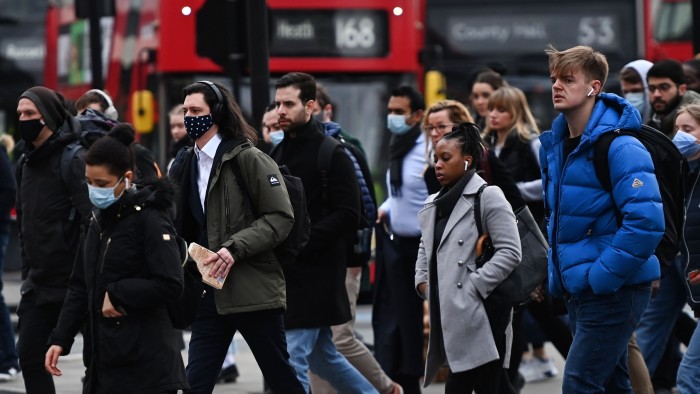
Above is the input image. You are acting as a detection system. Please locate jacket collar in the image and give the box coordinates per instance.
[540,92,642,151]
[422,175,487,247]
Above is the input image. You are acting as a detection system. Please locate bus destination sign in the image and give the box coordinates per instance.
[269,9,389,58]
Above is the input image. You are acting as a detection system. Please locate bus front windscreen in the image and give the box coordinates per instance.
[653,0,692,42]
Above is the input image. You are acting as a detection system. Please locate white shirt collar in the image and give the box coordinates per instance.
[194,133,222,160]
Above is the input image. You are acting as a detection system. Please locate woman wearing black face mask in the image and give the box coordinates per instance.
[45,124,188,394]
[416,123,521,393]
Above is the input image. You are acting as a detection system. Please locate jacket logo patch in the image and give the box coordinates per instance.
[632,178,644,188]
[268,175,281,187]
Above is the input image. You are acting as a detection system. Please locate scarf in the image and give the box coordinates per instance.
[389,124,422,196]
[433,170,475,223]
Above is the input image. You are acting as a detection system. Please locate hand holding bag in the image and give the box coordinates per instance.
[474,185,548,306]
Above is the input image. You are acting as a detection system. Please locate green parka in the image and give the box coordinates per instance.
[170,137,294,314]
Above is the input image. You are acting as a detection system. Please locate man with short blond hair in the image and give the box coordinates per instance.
[540,45,664,393]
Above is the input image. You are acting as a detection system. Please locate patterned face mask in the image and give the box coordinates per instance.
[184,114,214,140]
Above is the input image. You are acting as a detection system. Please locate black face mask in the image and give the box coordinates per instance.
[18,119,45,144]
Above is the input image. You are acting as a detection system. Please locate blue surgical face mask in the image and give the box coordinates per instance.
[184,114,214,140]
[88,176,127,209]
[624,92,646,115]
[269,130,284,146]
[387,114,412,135]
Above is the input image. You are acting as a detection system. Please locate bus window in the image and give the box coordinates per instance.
[654,0,692,42]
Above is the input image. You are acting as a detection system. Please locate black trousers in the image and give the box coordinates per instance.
[445,359,513,394]
[185,290,304,394]
[373,232,424,394]
[16,291,63,394]
[447,293,515,394]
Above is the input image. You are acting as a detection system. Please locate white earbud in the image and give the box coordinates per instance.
[464,160,470,171]
[587,87,595,97]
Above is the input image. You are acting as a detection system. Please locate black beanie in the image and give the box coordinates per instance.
[18,86,68,133]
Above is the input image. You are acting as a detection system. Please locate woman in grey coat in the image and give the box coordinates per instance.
[415,123,521,393]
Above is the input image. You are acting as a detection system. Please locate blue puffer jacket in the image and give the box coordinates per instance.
[539,93,664,297]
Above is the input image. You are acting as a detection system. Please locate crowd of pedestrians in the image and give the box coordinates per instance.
[0,44,698,394]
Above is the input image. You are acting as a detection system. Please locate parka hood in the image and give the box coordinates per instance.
[109,178,177,220]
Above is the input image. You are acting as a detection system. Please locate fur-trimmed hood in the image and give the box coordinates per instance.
[128,177,177,217]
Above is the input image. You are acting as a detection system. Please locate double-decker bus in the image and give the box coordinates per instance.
[645,0,693,61]
[0,0,48,135]
[44,0,424,174]
[422,0,642,129]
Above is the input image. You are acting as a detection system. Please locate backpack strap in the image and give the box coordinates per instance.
[593,132,617,193]
[474,184,488,236]
[593,131,625,226]
[317,137,342,217]
[230,150,257,217]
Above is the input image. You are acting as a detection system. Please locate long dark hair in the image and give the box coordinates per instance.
[182,81,258,143]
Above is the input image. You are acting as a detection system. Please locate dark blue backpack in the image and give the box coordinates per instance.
[318,135,377,265]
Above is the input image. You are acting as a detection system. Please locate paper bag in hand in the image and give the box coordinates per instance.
[188,242,227,289]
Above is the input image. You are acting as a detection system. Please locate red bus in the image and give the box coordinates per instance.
[644,0,694,62]
[44,0,424,173]
[421,0,642,129]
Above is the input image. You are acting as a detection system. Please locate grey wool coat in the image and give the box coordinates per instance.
[415,175,521,386]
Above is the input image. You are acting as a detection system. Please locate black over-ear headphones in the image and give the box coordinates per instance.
[197,80,224,121]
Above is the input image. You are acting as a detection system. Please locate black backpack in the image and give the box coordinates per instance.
[317,136,377,265]
[232,150,310,266]
[594,125,689,267]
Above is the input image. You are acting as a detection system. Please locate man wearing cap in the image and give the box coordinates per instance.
[15,86,91,393]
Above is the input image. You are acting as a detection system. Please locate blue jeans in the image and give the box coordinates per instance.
[677,318,700,393]
[635,256,687,374]
[286,327,378,394]
[0,232,18,371]
[564,284,652,393]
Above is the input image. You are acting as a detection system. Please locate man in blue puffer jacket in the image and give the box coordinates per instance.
[539,45,664,393]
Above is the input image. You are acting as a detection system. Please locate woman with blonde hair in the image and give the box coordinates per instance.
[483,86,542,222]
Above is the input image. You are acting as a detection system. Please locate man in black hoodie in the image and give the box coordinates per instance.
[15,86,92,394]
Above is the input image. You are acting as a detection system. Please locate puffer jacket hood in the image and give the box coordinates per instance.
[323,121,342,138]
[541,92,642,151]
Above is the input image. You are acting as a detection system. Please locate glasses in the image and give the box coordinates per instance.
[648,83,676,93]
[424,123,457,133]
